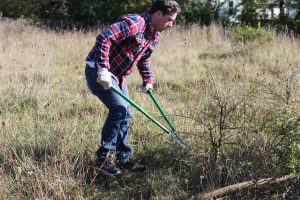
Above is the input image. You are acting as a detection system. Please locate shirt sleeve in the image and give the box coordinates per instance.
[93,15,144,69]
[137,38,160,84]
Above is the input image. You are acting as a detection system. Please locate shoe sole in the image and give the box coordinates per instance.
[97,168,122,176]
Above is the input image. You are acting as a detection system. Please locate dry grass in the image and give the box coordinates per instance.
[0,19,299,199]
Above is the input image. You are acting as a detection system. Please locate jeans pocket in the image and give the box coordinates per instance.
[85,66,98,95]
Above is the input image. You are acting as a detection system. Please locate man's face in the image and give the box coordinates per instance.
[153,11,178,32]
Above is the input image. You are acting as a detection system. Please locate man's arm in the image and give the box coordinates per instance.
[137,51,155,84]
[137,38,160,85]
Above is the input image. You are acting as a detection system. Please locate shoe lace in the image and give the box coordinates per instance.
[105,157,117,166]
[98,155,117,166]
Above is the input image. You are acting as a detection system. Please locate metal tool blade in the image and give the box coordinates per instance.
[170,131,187,149]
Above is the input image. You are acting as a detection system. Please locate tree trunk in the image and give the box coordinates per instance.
[279,0,285,22]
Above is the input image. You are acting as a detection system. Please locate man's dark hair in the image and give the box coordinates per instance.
[149,0,181,15]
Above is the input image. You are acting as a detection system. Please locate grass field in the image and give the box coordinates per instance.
[0,19,299,199]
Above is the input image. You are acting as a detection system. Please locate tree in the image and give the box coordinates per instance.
[38,0,69,20]
[0,0,37,18]
[279,0,285,22]
[0,0,299,32]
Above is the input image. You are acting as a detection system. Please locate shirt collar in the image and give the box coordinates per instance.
[142,12,160,37]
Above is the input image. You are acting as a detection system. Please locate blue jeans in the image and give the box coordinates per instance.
[85,65,132,162]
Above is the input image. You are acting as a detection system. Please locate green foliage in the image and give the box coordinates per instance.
[239,0,265,25]
[179,2,210,25]
[272,109,300,174]
[294,19,300,33]
[0,0,211,26]
[39,0,69,20]
[228,25,275,46]
[0,0,300,31]
[0,0,37,18]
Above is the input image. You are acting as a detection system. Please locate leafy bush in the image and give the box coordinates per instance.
[272,109,300,174]
[294,19,300,34]
[228,25,275,47]
[179,2,210,25]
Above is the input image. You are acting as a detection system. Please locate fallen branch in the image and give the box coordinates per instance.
[192,173,298,200]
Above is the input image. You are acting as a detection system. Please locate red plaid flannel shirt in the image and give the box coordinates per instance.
[86,13,160,86]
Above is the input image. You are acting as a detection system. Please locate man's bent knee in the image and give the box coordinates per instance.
[109,105,131,120]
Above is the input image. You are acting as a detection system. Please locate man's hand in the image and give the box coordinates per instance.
[97,68,112,90]
[140,83,153,93]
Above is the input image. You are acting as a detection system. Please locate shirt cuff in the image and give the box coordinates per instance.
[144,77,156,84]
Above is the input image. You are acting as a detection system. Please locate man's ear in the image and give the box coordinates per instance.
[156,10,163,17]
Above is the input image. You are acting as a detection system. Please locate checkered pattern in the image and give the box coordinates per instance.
[86,13,160,85]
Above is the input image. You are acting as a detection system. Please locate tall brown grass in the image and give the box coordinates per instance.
[0,19,299,199]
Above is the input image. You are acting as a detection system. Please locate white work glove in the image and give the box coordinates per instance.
[140,83,153,93]
[97,68,112,90]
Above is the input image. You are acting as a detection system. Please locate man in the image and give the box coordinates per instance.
[85,0,180,175]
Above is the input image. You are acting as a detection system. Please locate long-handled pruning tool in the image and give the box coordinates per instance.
[111,85,187,149]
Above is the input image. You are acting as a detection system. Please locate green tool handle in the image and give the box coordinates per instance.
[111,85,170,134]
[148,91,176,131]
